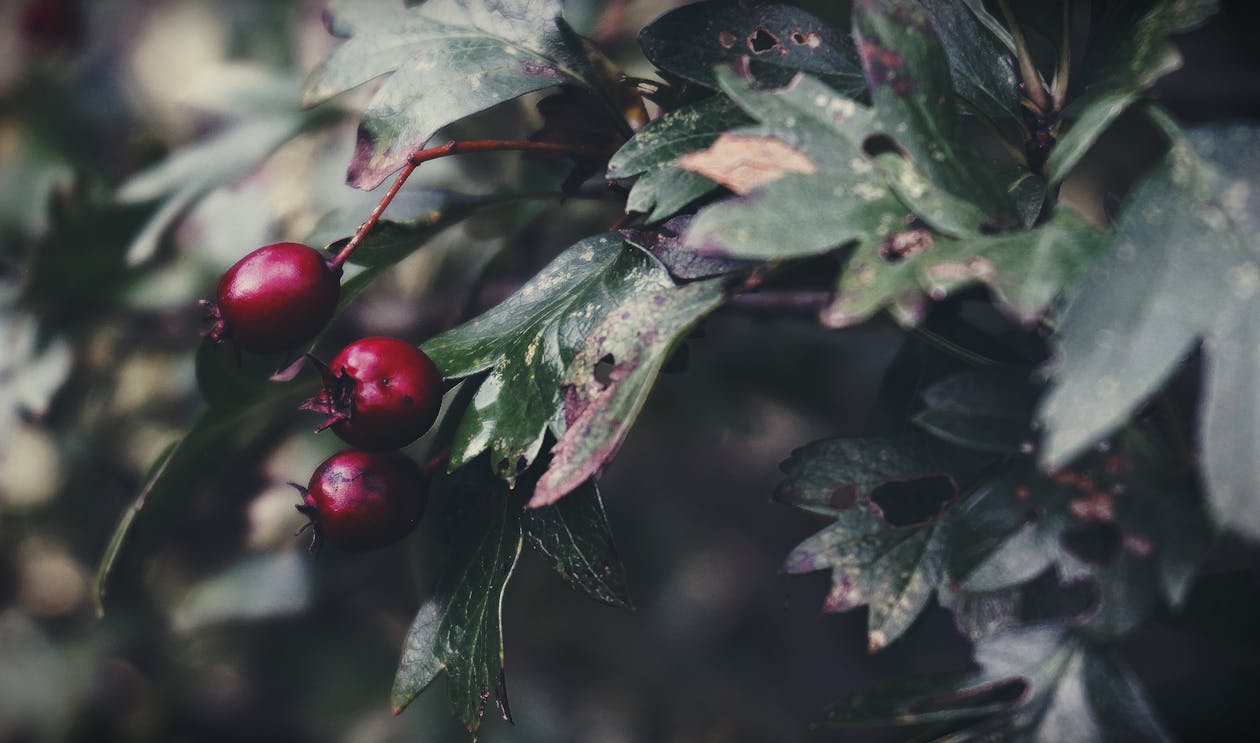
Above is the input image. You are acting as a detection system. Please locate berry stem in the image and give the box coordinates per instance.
[329,139,615,269]
[422,443,452,478]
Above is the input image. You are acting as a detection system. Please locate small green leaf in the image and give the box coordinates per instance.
[913,368,1039,454]
[917,0,1020,126]
[1049,0,1219,183]
[533,278,725,506]
[607,95,748,223]
[774,433,980,517]
[784,502,949,651]
[639,1,865,97]
[423,234,672,480]
[391,466,524,729]
[303,0,595,189]
[523,480,631,608]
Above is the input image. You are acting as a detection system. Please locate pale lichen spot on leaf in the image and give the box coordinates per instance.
[1229,262,1260,300]
[678,133,816,195]
[850,157,873,175]
[854,181,885,202]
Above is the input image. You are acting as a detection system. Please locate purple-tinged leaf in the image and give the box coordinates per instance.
[532,279,726,507]
[621,215,755,281]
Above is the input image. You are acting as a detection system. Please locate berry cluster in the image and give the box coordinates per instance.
[203,242,444,553]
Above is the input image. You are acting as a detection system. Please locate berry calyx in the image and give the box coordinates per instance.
[301,337,444,451]
[292,450,427,553]
[202,242,341,355]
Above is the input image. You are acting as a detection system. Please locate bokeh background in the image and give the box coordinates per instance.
[2,1,1259,741]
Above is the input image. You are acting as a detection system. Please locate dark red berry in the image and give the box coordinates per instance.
[203,242,341,354]
[301,337,444,450]
[293,450,426,553]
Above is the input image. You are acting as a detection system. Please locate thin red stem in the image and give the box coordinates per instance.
[329,139,614,269]
[422,443,452,478]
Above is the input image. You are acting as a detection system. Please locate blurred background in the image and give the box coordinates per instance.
[2,1,1259,741]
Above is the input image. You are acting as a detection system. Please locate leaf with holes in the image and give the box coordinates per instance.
[639,0,865,97]
[391,465,523,730]
[522,479,631,608]
[607,95,749,223]
[949,431,1208,637]
[913,368,1040,454]
[1048,0,1218,183]
[773,433,983,517]
[533,279,725,506]
[825,204,1105,328]
[681,68,907,260]
[784,502,949,651]
[302,0,596,189]
[423,234,672,481]
[853,0,1024,221]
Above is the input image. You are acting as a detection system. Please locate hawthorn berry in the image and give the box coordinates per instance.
[202,242,341,355]
[293,450,427,553]
[301,337,444,450]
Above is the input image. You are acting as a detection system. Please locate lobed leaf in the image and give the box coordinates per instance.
[303,0,596,189]
[785,502,949,651]
[853,0,1023,220]
[533,278,726,507]
[638,0,865,97]
[522,480,631,608]
[391,465,523,730]
[774,433,980,517]
[607,95,748,223]
[423,234,672,481]
[682,68,906,261]
[1037,126,1254,474]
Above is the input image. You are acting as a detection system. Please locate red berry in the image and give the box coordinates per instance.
[203,242,341,355]
[293,450,427,553]
[301,337,444,450]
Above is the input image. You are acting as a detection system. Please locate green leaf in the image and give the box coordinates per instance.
[423,234,672,480]
[853,0,1022,220]
[825,205,1106,328]
[1037,132,1251,470]
[638,0,865,97]
[1048,0,1219,183]
[773,433,980,517]
[949,431,1208,637]
[682,69,906,260]
[607,96,748,223]
[391,466,523,730]
[917,0,1020,126]
[115,73,336,265]
[533,278,725,506]
[826,624,1175,741]
[913,368,1039,454]
[302,0,595,189]
[784,502,949,651]
[94,378,316,615]
[522,479,631,608]
[171,551,312,632]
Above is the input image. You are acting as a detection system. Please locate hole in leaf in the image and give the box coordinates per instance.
[870,476,956,527]
[748,26,780,54]
[593,354,616,387]
[790,30,806,44]
[1021,572,1098,622]
[1060,522,1122,565]
[862,134,899,158]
